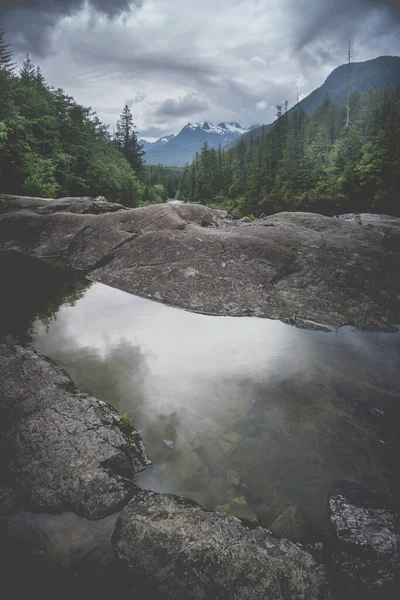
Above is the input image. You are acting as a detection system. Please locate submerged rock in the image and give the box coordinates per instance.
[216,495,258,524]
[270,506,307,542]
[114,490,331,599]
[0,343,151,519]
[0,197,399,330]
[329,493,400,595]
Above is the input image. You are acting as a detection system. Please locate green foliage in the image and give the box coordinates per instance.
[244,214,255,223]
[140,164,186,205]
[0,40,144,207]
[22,152,60,197]
[118,412,133,431]
[181,86,400,217]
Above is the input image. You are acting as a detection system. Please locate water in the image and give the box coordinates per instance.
[23,276,400,542]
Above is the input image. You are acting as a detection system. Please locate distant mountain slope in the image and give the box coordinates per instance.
[143,122,259,167]
[229,55,400,149]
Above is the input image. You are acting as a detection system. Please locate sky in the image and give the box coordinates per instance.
[1,0,400,141]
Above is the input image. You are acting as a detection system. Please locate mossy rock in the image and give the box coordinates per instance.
[270,506,307,542]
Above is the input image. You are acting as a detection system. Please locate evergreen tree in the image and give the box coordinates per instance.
[20,54,36,84]
[35,66,46,87]
[0,29,14,73]
[115,105,145,174]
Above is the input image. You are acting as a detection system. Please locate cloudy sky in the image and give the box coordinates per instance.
[1,0,400,140]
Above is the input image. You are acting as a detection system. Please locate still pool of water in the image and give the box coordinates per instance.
[29,280,400,541]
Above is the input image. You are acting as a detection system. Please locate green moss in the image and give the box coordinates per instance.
[118,412,133,431]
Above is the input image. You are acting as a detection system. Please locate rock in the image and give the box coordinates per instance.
[162,439,175,449]
[227,469,240,485]
[206,476,236,507]
[114,490,331,599]
[216,495,258,524]
[0,343,151,519]
[0,198,399,330]
[0,194,127,215]
[270,506,307,542]
[329,493,400,594]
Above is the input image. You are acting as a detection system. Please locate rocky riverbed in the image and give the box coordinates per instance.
[1,195,400,598]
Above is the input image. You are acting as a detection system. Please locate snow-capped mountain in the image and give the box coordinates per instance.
[142,122,252,167]
[140,134,175,151]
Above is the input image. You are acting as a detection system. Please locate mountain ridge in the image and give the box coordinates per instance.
[142,122,259,167]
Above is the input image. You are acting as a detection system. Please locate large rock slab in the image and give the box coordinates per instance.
[114,490,331,599]
[0,344,151,519]
[0,197,399,330]
[0,194,127,215]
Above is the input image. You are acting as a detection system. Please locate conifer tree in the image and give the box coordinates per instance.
[115,105,145,174]
[20,54,36,84]
[0,29,14,73]
[35,66,46,87]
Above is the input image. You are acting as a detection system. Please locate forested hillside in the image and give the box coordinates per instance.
[181,87,400,217]
[230,55,400,150]
[0,31,148,206]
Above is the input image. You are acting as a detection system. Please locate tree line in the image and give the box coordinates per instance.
[0,29,172,206]
[180,87,400,217]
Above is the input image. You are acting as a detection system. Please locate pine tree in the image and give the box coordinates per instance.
[115,105,145,174]
[0,30,15,73]
[20,54,36,84]
[35,66,46,87]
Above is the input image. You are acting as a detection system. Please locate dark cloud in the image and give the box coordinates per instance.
[155,94,209,117]
[0,0,141,54]
[291,0,400,51]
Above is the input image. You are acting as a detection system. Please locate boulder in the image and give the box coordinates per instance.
[114,490,331,599]
[270,506,307,542]
[0,344,151,519]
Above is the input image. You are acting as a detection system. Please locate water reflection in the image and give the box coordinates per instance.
[31,282,400,542]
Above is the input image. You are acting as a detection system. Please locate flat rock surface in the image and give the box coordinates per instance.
[0,344,151,519]
[114,490,331,599]
[0,194,127,215]
[0,197,399,330]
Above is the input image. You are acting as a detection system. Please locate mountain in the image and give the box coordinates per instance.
[228,55,400,149]
[142,122,256,167]
[140,134,175,151]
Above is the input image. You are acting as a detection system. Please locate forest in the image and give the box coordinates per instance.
[0,30,182,206]
[180,87,400,217]
[1,28,399,216]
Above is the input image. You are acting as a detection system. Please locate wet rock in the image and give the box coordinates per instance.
[220,430,243,457]
[270,506,307,542]
[114,490,331,599]
[227,469,241,485]
[216,495,258,524]
[0,343,151,519]
[197,439,228,476]
[1,198,399,331]
[206,476,236,507]
[329,493,400,595]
